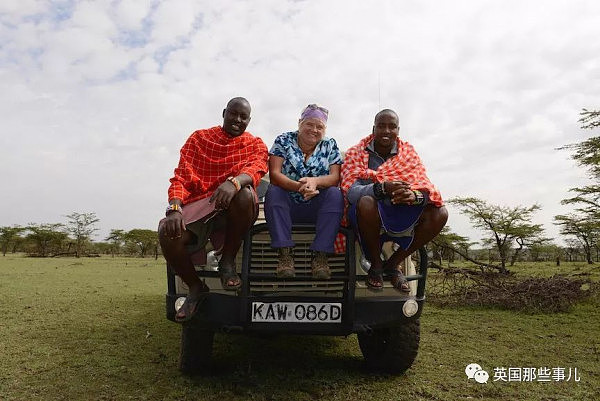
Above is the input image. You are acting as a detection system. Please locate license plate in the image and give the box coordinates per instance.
[251,302,342,323]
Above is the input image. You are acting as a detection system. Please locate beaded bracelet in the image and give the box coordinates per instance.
[227,176,242,191]
[165,203,183,216]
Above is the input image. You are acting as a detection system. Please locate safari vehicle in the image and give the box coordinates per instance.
[165,190,429,375]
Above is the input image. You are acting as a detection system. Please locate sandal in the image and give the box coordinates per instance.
[219,264,242,291]
[175,292,209,323]
[366,268,384,291]
[386,268,411,293]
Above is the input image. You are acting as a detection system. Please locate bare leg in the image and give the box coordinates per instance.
[219,187,257,287]
[356,196,384,288]
[383,205,448,271]
[159,228,208,299]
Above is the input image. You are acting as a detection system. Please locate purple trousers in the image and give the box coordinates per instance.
[264,185,344,253]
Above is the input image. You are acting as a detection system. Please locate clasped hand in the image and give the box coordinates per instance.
[298,177,320,200]
[384,180,416,205]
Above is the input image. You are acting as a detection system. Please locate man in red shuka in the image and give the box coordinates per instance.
[159,97,268,322]
[341,109,448,292]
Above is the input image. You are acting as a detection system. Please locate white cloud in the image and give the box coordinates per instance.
[112,0,152,32]
[149,1,200,49]
[0,0,598,245]
[69,1,115,35]
[0,0,46,17]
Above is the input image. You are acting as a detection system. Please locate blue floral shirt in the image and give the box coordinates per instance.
[269,131,343,203]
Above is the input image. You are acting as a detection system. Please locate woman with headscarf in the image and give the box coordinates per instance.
[264,104,344,279]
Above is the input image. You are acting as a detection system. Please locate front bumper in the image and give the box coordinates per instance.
[166,292,425,335]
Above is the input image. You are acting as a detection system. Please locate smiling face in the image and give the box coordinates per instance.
[297,118,326,151]
[372,110,399,156]
[222,98,251,137]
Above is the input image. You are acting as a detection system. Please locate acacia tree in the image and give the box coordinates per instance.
[562,109,599,217]
[449,197,544,273]
[64,212,99,257]
[0,225,25,256]
[430,226,478,267]
[25,223,68,257]
[563,239,587,262]
[567,109,600,178]
[556,108,600,262]
[528,242,562,263]
[509,227,549,266]
[554,214,598,264]
[106,229,126,257]
[125,229,159,258]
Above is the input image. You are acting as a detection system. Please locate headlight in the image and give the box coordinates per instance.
[174,296,187,312]
[359,255,371,274]
[402,299,419,317]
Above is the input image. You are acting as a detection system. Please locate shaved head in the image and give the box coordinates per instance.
[374,109,398,123]
[226,97,251,111]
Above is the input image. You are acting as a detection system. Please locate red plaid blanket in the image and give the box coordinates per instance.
[168,126,268,204]
[334,134,443,253]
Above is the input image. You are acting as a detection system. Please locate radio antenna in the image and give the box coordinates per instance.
[378,72,381,109]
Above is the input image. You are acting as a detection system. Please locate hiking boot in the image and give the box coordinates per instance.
[276,247,295,278]
[311,251,331,279]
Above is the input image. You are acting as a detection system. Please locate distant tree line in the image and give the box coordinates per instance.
[0,212,160,259]
[103,228,160,258]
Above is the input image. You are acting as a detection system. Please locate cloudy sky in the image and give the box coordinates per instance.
[1,0,598,245]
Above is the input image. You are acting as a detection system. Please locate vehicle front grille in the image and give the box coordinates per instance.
[247,230,348,297]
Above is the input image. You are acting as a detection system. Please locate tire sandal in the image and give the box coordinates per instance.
[218,265,242,291]
[386,268,411,293]
[175,292,209,323]
[366,268,384,291]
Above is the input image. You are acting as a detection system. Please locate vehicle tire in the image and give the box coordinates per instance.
[358,319,420,374]
[178,322,214,375]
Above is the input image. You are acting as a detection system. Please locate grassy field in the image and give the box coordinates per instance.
[0,255,599,401]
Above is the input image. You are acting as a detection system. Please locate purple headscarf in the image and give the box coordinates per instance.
[300,104,328,125]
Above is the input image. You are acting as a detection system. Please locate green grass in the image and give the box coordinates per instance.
[1,255,599,400]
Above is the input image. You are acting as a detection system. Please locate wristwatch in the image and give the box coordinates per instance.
[411,190,425,205]
[373,182,386,200]
[166,203,183,216]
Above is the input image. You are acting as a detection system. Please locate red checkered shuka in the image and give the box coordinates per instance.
[168,126,268,204]
[334,134,444,254]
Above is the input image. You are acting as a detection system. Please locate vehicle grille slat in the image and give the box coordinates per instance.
[248,230,347,296]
